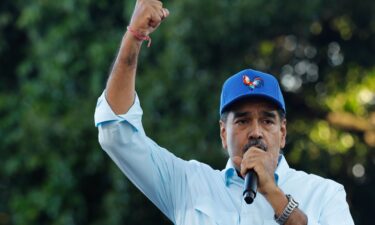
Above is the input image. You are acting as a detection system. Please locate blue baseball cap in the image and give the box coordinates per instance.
[220,69,286,115]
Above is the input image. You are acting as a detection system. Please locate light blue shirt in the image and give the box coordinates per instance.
[95,92,355,225]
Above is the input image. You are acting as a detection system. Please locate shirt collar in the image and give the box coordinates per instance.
[223,160,237,186]
[223,154,289,187]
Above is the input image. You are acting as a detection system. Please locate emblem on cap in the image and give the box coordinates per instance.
[243,75,264,90]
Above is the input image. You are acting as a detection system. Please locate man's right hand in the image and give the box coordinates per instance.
[129,0,169,37]
[105,0,169,115]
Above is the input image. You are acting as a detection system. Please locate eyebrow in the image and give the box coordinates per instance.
[233,111,250,119]
[262,111,277,119]
[232,110,277,119]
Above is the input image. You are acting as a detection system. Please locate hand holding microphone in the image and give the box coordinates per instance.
[233,139,278,204]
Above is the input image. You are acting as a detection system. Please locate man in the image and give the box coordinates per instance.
[94,0,355,224]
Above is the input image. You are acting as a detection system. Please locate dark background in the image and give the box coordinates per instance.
[0,0,374,224]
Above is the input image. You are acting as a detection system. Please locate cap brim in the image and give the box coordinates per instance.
[220,93,285,114]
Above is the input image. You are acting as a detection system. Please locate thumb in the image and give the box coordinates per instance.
[162,8,170,18]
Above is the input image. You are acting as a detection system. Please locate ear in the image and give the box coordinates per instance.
[219,120,228,150]
[280,119,287,148]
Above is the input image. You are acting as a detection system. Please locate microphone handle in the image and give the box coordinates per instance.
[243,170,258,204]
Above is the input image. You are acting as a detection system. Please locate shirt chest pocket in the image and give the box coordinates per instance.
[193,198,238,225]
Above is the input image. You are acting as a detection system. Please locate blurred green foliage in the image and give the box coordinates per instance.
[0,0,374,224]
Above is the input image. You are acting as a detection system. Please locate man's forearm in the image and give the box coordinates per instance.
[105,32,142,115]
[285,208,308,225]
[104,0,168,115]
[265,186,308,225]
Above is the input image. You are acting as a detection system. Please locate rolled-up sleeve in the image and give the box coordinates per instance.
[94,92,188,223]
[94,92,144,131]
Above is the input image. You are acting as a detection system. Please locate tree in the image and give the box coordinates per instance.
[0,0,374,224]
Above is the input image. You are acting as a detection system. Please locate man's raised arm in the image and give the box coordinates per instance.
[105,0,169,114]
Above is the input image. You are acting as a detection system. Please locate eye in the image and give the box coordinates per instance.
[235,119,249,125]
[263,119,275,125]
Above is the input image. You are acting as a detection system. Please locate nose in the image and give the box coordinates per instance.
[248,121,263,140]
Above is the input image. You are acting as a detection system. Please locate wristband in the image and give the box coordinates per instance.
[126,26,152,47]
[274,194,299,224]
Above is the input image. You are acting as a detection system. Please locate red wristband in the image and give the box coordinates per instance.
[126,26,152,47]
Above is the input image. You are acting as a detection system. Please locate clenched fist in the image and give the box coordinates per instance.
[129,0,169,36]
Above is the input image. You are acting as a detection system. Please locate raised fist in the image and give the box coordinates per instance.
[129,0,169,36]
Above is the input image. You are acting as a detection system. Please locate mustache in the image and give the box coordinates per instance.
[242,139,267,152]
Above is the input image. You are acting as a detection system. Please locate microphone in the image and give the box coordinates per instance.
[241,139,266,204]
[243,169,258,204]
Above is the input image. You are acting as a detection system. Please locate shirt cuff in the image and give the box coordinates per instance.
[94,91,143,130]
